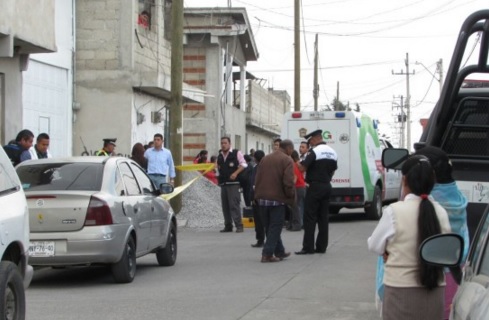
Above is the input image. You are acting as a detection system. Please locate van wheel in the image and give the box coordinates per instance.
[365,186,382,220]
[111,237,136,283]
[156,222,177,266]
[0,261,26,320]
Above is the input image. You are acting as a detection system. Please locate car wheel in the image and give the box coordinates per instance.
[365,185,382,220]
[111,237,136,283]
[156,222,177,267]
[0,261,26,320]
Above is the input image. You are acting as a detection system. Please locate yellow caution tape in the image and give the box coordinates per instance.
[160,163,215,201]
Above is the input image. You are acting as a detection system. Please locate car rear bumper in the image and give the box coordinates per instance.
[28,224,130,266]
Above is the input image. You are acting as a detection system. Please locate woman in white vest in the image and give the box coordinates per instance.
[368,155,451,320]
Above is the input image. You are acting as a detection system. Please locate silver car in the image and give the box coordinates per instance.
[16,157,177,283]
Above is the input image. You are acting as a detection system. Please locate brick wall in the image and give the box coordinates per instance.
[183,133,206,162]
[182,47,207,163]
[76,1,120,71]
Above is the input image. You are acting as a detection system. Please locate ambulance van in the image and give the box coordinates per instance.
[282,110,401,219]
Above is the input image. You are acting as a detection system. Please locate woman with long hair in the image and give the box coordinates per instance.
[368,155,451,319]
[131,142,147,171]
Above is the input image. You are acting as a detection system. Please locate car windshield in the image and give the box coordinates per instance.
[17,162,103,191]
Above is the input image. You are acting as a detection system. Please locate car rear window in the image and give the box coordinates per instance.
[17,163,103,191]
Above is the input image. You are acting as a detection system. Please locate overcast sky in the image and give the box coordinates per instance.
[183,0,487,148]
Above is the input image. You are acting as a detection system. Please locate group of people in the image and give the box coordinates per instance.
[2,130,177,190]
[217,132,467,319]
[96,134,176,188]
[3,129,52,166]
[216,130,338,263]
[129,134,176,187]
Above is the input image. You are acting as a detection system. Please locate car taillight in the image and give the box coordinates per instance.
[85,197,113,226]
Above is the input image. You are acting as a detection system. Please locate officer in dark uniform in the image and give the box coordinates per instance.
[295,129,338,255]
[95,138,117,156]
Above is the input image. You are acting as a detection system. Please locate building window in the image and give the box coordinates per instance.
[138,0,154,29]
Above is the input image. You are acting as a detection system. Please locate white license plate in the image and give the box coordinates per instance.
[29,241,55,257]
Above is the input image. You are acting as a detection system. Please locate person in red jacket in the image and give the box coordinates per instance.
[193,150,217,185]
[287,150,306,231]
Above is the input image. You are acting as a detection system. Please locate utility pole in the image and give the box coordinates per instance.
[437,58,443,94]
[170,0,183,213]
[392,95,404,148]
[294,0,300,111]
[313,34,319,111]
[392,53,415,150]
[335,81,340,110]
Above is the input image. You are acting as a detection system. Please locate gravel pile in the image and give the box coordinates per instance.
[177,171,224,228]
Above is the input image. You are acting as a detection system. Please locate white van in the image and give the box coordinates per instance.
[0,147,32,319]
[281,110,401,219]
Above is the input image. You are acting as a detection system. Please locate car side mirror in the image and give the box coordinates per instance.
[419,233,464,267]
[419,233,465,285]
[382,148,409,170]
[159,183,174,195]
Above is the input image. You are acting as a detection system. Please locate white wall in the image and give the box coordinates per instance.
[23,0,74,156]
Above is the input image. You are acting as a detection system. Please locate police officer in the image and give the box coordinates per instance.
[95,138,116,156]
[295,129,338,255]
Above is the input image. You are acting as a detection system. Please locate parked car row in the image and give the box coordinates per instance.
[1,152,178,320]
[16,156,178,284]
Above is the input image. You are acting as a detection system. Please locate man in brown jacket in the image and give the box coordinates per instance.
[254,139,296,262]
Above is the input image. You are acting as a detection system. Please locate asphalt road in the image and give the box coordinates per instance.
[26,212,381,320]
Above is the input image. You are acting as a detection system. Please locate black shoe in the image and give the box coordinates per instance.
[251,242,264,248]
[220,228,233,233]
[235,227,244,233]
[295,249,315,255]
[315,249,326,254]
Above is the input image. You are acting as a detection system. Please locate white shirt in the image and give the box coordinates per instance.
[367,193,434,255]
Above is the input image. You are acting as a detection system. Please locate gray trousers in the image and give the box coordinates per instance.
[220,184,243,229]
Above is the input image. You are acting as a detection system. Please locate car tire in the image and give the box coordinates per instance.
[111,237,136,283]
[156,222,177,267]
[365,185,382,220]
[0,261,26,320]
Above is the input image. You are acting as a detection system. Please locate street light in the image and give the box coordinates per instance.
[415,60,443,94]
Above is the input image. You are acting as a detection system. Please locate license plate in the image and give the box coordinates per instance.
[29,241,55,257]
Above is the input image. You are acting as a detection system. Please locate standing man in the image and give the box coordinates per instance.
[250,150,266,248]
[95,138,117,156]
[217,136,247,233]
[299,141,309,161]
[254,139,296,262]
[29,133,52,159]
[144,133,176,188]
[295,130,338,255]
[272,138,282,152]
[3,129,34,166]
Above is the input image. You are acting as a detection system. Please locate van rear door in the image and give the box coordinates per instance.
[284,112,351,190]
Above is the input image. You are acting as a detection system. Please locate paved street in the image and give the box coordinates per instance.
[26,212,381,320]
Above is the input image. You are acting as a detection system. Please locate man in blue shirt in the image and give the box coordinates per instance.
[3,129,34,166]
[144,133,176,188]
